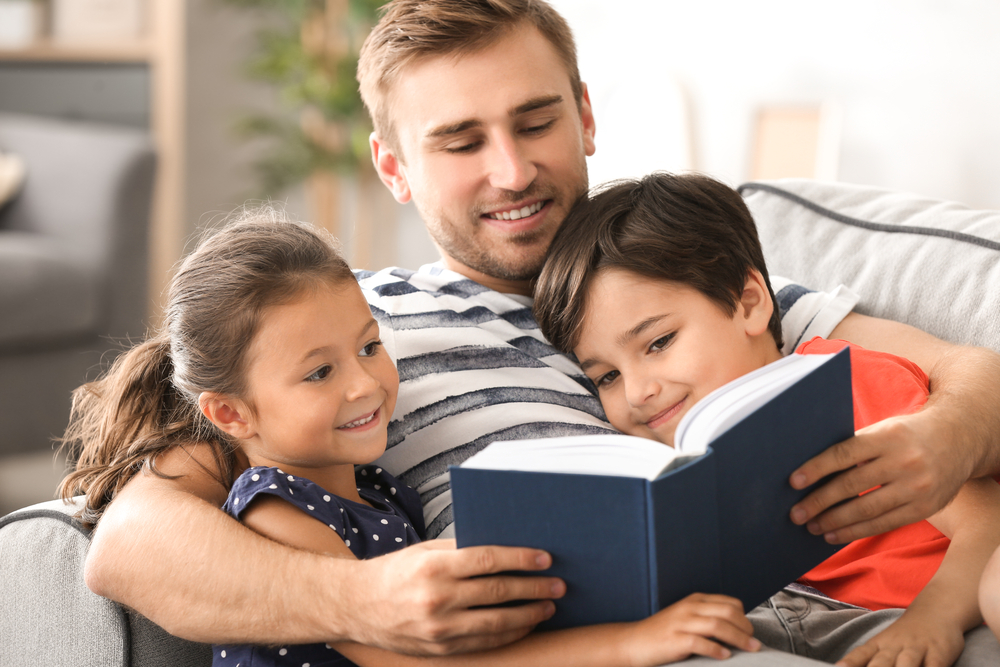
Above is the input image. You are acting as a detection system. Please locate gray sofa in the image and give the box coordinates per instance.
[0,112,156,458]
[1,179,998,665]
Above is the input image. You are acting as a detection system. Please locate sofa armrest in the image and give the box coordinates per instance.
[0,113,156,341]
[0,498,211,667]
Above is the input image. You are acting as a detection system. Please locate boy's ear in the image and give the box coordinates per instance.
[738,269,775,337]
[198,392,255,440]
[370,132,412,204]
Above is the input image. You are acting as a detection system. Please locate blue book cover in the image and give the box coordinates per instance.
[450,348,853,629]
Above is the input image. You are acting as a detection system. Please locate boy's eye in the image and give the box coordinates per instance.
[307,365,331,382]
[360,340,383,357]
[649,333,675,352]
[595,369,620,388]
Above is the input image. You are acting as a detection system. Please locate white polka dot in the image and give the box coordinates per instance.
[325,644,333,649]
[380,519,388,525]
[395,537,403,543]
[345,539,351,547]
[374,484,381,490]
[277,469,284,474]
[390,487,397,495]
[404,523,408,528]
[289,489,294,495]
[234,498,239,505]
[307,505,315,511]
[323,495,331,502]
[269,484,277,489]
[373,534,379,541]
[352,527,358,533]
[329,524,336,530]
[287,475,294,482]
[251,474,260,482]
[279,648,288,656]
[221,650,227,658]
[303,663,311,667]
[376,468,382,474]
[361,469,368,476]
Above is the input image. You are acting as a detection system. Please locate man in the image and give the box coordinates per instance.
[85,0,1000,660]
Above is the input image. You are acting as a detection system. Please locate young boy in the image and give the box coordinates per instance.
[533,172,1000,667]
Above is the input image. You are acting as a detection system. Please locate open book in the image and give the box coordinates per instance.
[451,348,853,629]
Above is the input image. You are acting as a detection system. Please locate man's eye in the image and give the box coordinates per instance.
[650,333,675,352]
[596,370,620,387]
[360,340,383,357]
[445,141,481,154]
[522,120,556,135]
[307,365,331,382]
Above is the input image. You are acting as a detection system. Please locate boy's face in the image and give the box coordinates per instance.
[370,24,596,295]
[573,269,779,447]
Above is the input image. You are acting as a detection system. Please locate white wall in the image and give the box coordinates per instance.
[553,0,1000,208]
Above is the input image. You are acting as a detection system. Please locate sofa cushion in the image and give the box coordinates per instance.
[0,231,101,348]
[0,497,212,667]
[740,179,1000,353]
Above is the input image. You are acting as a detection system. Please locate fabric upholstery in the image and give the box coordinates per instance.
[741,179,1000,352]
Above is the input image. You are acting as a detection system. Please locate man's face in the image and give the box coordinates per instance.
[371,24,596,295]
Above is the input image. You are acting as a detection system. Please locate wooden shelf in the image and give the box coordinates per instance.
[0,39,154,63]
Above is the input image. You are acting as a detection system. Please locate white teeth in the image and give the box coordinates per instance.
[341,412,375,429]
[488,201,543,221]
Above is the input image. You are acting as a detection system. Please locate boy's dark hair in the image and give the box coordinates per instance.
[534,172,783,355]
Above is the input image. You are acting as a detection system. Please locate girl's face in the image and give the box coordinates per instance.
[238,281,398,481]
[572,268,780,447]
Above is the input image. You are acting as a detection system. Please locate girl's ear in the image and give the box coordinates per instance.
[738,269,775,337]
[198,392,255,440]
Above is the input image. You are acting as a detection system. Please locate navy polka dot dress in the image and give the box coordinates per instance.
[212,464,425,667]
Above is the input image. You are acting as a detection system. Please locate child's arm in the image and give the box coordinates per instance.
[837,476,1000,667]
[242,496,761,667]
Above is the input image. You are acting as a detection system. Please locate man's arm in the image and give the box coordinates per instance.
[789,312,1000,542]
[85,443,564,654]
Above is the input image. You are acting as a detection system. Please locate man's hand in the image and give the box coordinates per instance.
[789,409,972,543]
[344,539,564,655]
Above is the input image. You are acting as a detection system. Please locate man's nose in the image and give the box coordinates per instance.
[487,136,537,192]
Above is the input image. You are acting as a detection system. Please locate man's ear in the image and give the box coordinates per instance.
[199,392,255,440]
[370,132,412,204]
[739,269,775,337]
[580,82,596,158]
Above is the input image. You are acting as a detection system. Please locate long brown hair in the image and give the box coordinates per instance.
[59,207,354,526]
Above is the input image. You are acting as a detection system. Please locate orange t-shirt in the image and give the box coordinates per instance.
[794,337,950,611]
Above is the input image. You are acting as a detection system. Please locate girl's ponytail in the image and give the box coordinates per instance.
[58,335,233,527]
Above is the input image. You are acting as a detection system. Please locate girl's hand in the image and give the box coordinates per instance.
[836,610,965,667]
[624,593,761,666]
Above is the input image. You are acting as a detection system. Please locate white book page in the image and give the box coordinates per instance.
[675,352,834,455]
[460,434,680,481]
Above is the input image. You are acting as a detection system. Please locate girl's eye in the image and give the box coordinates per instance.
[360,340,383,357]
[307,365,331,382]
[649,333,675,353]
[595,369,620,388]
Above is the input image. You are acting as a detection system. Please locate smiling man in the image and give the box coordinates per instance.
[81,0,1000,661]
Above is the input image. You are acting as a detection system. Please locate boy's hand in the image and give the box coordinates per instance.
[624,593,761,666]
[836,609,965,667]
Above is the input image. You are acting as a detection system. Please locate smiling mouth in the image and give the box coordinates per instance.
[646,397,687,429]
[485,200,546,221]
[339,408,378,430]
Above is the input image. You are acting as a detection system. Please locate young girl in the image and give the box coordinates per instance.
[59,208,760,667]
[533,172,1000,667]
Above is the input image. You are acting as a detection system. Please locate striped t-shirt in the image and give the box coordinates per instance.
[361,264,858,538]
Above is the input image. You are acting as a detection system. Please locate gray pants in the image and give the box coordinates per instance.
[678,589,1000,666]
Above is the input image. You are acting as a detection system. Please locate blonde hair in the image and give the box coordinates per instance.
[59,207,354,526]
[357,0,582,154]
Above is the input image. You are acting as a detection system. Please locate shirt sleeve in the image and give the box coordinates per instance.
[771,275,859,356]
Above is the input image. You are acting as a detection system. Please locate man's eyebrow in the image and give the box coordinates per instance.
[424,95,564,139]
[511,94,563,117]
[426,119,483,139]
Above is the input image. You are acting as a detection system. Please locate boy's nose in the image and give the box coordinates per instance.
[624,374,659,408]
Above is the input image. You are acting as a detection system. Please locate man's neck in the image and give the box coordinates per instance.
[439,257,534,297]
